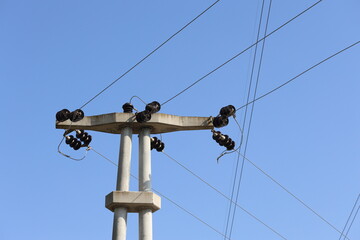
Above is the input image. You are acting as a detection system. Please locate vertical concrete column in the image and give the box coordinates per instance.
[113,127,132,240]
[138,128,152,240]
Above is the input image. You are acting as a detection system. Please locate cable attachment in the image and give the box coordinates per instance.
[212,105,236,128]
[122,103,134,113]
[150,137,165,152]
[56,108,84,122]
[212,130,235,150]
[135,101,161,123]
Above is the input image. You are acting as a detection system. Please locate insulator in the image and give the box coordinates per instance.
[82,135,92,145]
[212,116,229,128]
[156,142,165,152]
[76,130,85,139]
[145,101,161,114]
[136,111,151,123]
[65,135,75,145]
[69,109,84,122]
[73,141,82,150]
[122,103,134,113]
[212,131,220,140]
[218,135,229,146]
[56,109,70,122]
[79,132,89,141]
[226,140,235,150]
[151,137,158,150]
[70,139,80,148]
[220,105,236,117]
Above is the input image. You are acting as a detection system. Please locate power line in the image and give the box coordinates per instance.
[343,204,360,239]
[238,151,350,239]
[236,40,360,111]
[228,1,272,239]
[162,150,348,239]
[161,151,288,240]
[161,0,324,106]
[90,147,233,240]
[79,0,222,110]
[339,194,360,240]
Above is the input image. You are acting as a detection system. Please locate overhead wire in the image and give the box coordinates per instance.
[90,147,233,240]
[161,151,288,239]
[339,194,360,240]
[227,1,272,238]
[161,0,324,106]
[224,0,268,238]
[78,0,222,110]
[236,40,360,111]
[343,204,360,239]
[162,150,348,239]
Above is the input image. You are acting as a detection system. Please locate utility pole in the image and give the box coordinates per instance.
[56,111,213,240]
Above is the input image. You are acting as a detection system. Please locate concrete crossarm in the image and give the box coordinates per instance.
[55,112,214,134]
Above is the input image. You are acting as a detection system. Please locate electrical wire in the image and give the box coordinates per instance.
[236,40,360,111]
[339,194,360,240]
[343,204,360,240]
[162,150,348,239]
[90,147,233,240]
[227,1,272,239]
[161,151,288,239]
[224,1,267,238]
[161,0,324,106]
[129,95,147,105]
[78,0,222,110]
[238,151,350,239]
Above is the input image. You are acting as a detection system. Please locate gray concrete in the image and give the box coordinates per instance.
[105,191,161,213]
[138,128,153,240]
[113,208,127,240]
[112,127,132,240]
[116,127,132,191]
[56,112,213,134]
[139,209,152,240]
[139,128,152,192]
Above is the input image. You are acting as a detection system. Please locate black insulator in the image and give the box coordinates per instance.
[69,109,84,122]
[226,140,235,150]
[145,101,161,114]
[79,132,89,141]
[219,135,229,146]
[157,142,165,152]
[212,131,221,141]
[65,135,75,145]
[70,139,80,148]
[151,137,158,150]
[73,141,82,150]
[76,130,85,139]
[122,103,134,113]
[83,135,92,145]
[56,109,70,122]
[213,116,229,128]
[220,105,236,117]
[136,111,152,123]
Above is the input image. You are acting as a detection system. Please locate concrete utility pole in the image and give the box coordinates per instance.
[56,112,213,240]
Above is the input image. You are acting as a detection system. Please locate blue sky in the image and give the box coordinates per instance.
[1,0,359,239]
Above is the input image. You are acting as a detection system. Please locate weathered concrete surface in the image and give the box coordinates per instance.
[55,112,213,134]
[106,191,161,213]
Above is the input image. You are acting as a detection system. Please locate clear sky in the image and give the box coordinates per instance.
[1,0,359,239]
